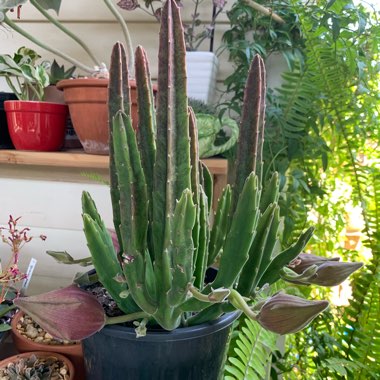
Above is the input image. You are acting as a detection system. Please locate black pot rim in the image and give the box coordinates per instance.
[97,311,240,342]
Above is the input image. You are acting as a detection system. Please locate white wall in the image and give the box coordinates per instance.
[0,175,112,295]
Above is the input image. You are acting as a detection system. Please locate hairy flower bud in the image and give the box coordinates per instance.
[285,253,363,287]
[256,292,329,335]
[14,285,106,341]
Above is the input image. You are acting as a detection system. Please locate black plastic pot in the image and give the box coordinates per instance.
[0,93,17,149]
[83,311,238,380]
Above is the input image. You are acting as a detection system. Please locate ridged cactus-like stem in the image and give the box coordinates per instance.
[230,55,266,212]
[152,0,191,257]
[82,192,139,314]
[108,43,131,253]
[150,0,193,329]
[135,46,156,200]
[207,186,232,267]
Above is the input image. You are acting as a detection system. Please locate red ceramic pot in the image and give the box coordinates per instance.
[4,100,68,151]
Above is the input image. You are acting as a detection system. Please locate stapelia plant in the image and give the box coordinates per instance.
[14,0,362,339]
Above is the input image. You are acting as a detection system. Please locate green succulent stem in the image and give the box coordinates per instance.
[228,289,258,320]
[188,285,210,303]
[105,311,150,325]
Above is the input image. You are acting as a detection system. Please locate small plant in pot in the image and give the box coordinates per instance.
[45,60,76,104]
[10,312,84,380]
[0,351,74,380]
[46,60,82,150]
[12,1,363,379]
[0,47,68,151]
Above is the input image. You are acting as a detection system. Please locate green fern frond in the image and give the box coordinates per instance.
[224,318,278,380]
[275,63,318,140]
[320,358,368,378]
[339,171,380,380]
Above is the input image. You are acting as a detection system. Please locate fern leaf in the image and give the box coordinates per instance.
[224,318,278,380]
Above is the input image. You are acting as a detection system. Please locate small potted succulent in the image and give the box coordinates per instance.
[0,352,74,380]
[44,60,76,104]
[45,60,82,149]
[10,313,84,380]
[0,47,68,151]
[12,1,362,379]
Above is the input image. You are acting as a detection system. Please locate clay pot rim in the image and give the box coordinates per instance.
[0,351,75,380]
[57,77,157,91]
[11,311,80,351]
[57,78,109,90]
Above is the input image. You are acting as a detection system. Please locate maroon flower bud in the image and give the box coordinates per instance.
[256,292,329,335]
[288,253,340,274]
[286,253,363,287]
[305,261,363,287]
[14,285,106,341]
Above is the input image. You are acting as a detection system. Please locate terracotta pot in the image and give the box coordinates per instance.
[4,100,67,151]
[0,351,74,379]
[57,78,143,155]
[44,85,66,104]
[44,85,82,149]
[11,311,84,380]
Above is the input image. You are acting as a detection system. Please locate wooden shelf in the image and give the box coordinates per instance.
[0,150,227,174]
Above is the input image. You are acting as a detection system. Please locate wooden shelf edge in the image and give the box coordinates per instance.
[0,150,109,169]
[0,150,227,173]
